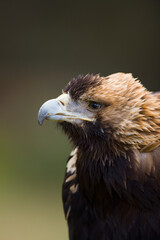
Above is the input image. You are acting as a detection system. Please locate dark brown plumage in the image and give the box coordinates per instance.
[38,73,160,240]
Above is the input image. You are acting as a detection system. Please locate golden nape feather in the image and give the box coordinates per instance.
[78,73,160,152]
[38,73,160,240]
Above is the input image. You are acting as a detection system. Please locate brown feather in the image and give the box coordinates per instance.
[54,73,160,239]
[153,92,160,99]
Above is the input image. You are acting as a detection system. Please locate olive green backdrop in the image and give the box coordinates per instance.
[0,0,160,239]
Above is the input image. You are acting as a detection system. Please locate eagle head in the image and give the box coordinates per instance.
[38,73,160,153]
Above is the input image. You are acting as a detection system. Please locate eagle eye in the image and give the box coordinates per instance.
[88,101,102,110]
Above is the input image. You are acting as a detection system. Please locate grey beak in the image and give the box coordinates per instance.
[38,98,63,125]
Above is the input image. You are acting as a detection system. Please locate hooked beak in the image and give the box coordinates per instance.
[38,93,93,125]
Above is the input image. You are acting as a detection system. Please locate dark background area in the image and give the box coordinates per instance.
[0,1,160,239]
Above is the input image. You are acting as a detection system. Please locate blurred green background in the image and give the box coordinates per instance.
[0,0,160,239]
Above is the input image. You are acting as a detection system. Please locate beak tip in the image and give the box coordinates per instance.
[38,109,45,126]
[38,119,43,126]
[38,116,43,126]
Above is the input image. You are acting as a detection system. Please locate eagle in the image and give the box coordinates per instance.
[38,73,160,240]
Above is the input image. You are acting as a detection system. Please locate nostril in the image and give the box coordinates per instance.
[59,100,65,106]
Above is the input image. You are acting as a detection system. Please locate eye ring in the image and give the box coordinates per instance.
[88,101,102,110]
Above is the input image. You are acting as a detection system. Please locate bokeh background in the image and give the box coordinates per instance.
[1,0,160,239]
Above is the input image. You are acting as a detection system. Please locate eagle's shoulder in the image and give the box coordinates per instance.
[62,148,96,239]
[138,146,160,181]
[62,148,79,220]
[66,148,78,175]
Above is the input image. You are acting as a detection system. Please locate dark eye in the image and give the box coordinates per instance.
[88,101,102,110]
